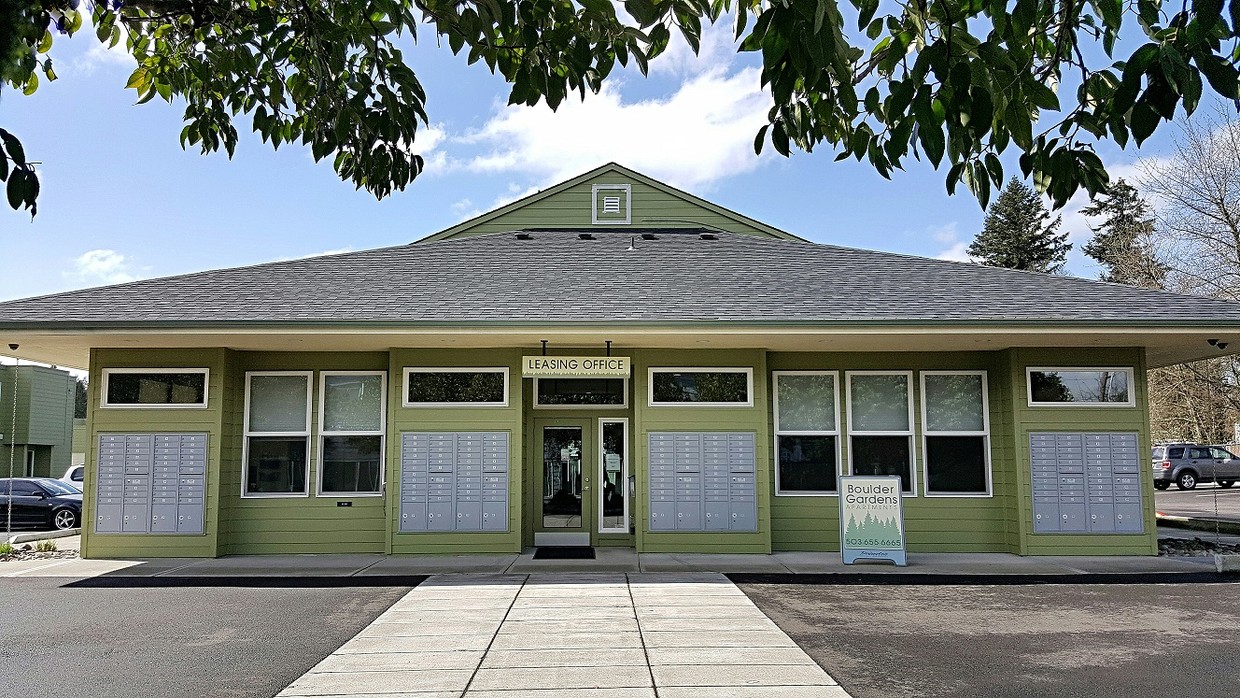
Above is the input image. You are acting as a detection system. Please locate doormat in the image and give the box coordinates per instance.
[533,546,596,560]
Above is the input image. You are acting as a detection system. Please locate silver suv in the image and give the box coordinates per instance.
[1152,443,1240,490]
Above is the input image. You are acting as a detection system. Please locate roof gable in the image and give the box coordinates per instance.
[422,163,801,241]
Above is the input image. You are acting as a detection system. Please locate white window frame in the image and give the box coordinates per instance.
[241,370,313,499]
[317,371,387,497]
[597,417,630,534]
[402,367,510,408]
[920,370,993,498]
[591,183,631,225]
[647,367,755,408]
[534,377,630,409]
[845,370,917,497]
[1025,367,1137,407]
[100,368,210,409]
[773,371,841,496]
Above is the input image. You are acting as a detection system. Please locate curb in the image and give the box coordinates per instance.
[1156,514,1240,536]
[5,529,81,545]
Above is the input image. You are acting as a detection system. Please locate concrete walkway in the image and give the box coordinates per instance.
[277,573,850,698]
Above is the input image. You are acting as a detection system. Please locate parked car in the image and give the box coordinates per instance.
[1152,444,1240,490]
[60,464,84,486]
[0,478,82,530]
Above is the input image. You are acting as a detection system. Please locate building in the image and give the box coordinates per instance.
[0,365,76,479]
[1,163,1239,559]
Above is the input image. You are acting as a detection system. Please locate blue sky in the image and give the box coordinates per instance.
[0,17,1213,303]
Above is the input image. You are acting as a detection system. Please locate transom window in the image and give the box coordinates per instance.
[921,371,991,496]
[319,372,386,496]
[242,372,312,497]
[1026,368,1134,406]
[535,378,628,408]
[404,368,509,407]
[101,369,208,408]
[774,371,840,495]
[648,368,753,407]
[846,371,915,494]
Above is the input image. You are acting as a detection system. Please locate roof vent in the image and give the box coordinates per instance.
[699,233,718,240]
[515,233,533,240]
[641,233,659,241]
[578,233,596,240]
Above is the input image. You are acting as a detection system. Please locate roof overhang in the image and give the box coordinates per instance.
[2,323,1237,370]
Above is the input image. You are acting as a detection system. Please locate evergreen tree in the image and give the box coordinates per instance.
[967,178,1071,273]
[1080,179,1166,289]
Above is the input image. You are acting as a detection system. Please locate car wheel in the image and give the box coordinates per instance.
[1219,480,1235,489]
[1176,471,1198,490]
[52,508,78,530]
[1154,482,1170,490]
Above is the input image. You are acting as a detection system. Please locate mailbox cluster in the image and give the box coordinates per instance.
[399,432,509,532]
[1031,432,1143,533]
[648,432,757,532]
[95,433,206,534]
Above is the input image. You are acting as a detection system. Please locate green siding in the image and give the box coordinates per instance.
[634,349,773,553]
[219,351,389,555]
[430,168,792,241]
[767,352,1016,554]
[389,348,525,554]
[1007,347,1158,556]
[83,349,225,559]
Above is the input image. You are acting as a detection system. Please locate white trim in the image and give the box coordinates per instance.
[534,377,629,409]
[100,368,210,409]
[845,370,917,496]
[1025,366,1137,407]
[317,371,387,497]
[241,371,313,499]
[647,367,754,408]
[591,183,631,225]
[773,371,841,496]
[597,417,630,534]
[402,367,510,408]
[920,370,993,498]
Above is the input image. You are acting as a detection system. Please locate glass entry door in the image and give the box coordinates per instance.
[538,423,591,539]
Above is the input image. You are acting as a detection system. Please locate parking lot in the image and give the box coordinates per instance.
[1154,482,1240,520]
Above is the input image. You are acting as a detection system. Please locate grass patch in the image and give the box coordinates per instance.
[35,540,57,553]
[0,543,13,557]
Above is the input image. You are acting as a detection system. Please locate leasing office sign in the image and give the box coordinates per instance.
[839,476,908,566]
[522,356,631,378]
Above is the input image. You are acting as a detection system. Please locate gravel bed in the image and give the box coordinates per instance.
[0,543,80,562]
[1159,536,1240,557]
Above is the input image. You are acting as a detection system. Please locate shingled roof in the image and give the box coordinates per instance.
[0,229,1238,327]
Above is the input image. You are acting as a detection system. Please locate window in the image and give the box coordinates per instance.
[1211,447,1238,460]
[403,368,508,407]
[319,372,385,496]
[921,371,991,496]
[102,368,208,408]
[243,372,312,497]
[846,372,915,494]
[1167,446,1185,459]
[1027,368,1134,406]
[535,378,628,408]
[649,368,753,407]
[3,480,41,497]
[774,371,840,495]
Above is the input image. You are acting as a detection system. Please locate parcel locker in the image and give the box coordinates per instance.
[1029,432,1144,535]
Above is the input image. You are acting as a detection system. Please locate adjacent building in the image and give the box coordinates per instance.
[2,163,1239,559]
[0,365,76,480]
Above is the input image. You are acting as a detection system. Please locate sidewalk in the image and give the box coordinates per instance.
[278,573,851,698]
[1,544,1224,580]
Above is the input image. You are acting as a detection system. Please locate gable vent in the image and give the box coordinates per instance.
[602,197,621,214]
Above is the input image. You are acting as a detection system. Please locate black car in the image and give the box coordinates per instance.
[0,478,83,531]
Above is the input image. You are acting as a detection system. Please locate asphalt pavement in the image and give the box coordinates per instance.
[738,581,1240,698]
[1154,482,1240,520]
[0,577,414,698]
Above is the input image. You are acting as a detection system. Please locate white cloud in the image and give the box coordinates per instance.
[648,17,744,78]
[66,36,136,77]
[929,222,973,262]
[64,249,137,285]
[457,65,771,192]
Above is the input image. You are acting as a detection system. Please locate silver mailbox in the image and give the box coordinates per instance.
[648,432,757,533]
[400,432,509,533]
[95,433,207,535]
[1030,432,1143,534]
